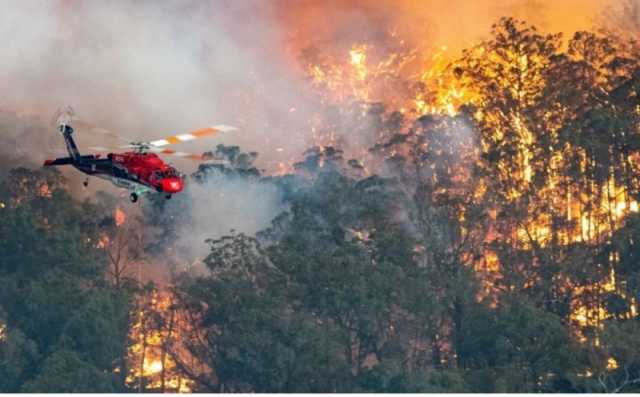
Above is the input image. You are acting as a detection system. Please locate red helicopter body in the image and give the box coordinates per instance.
[44,121,235,202]
[109,152,184,194]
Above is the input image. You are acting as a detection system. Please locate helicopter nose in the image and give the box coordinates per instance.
[161,178,184,193]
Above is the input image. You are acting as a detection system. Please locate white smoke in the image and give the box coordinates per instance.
[0,0,610,262]
[0,1,311,261]
[0,1,318,170]
[178,172,285,259]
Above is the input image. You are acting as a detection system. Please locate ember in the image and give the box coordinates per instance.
[115,207,126,226]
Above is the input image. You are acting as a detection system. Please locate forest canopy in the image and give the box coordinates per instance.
[2,14,640,393]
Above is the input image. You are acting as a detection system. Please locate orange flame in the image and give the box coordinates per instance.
[126,290,192,393]
[115,207,126,227]
[297,18,640,336]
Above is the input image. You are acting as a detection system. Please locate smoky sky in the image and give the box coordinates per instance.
[0,1,322,172]
[1,0,610,171]
[1,1,609,168]
[0,0,612,259]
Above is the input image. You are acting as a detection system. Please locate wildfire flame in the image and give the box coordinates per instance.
[115,207,126,227]
[126,290,192,393]
[298,21,640,336]
[38,183,51,198]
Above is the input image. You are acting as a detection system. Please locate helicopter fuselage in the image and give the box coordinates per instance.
[44,125,184,201]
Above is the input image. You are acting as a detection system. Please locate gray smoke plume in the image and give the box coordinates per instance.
[0,1,320,171]
[0,1,311,259]
[0,0,611,264]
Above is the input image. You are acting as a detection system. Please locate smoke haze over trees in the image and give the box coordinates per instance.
[4,0,640,393]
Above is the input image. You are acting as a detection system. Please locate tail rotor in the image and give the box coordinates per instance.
[52,106,75,135]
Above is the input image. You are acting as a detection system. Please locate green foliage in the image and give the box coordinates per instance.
[167,17,640,393]
[460,298,580,392]
[4,15,640,394]
[0,168,132,392]
[175,164,485,392]
[21,349,118,393]
[0,327,39,391]
[590,319,640,393]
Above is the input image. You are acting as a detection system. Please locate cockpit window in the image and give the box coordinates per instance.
[155,169,178,178]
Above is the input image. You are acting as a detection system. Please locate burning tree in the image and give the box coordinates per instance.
[4,8,640,394]
[125,285,192,393]
[159,16,640,392]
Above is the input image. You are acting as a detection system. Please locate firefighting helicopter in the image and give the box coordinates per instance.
[43,117,236,202]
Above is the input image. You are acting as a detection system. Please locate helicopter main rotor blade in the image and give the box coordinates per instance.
[147,125,237,148]
[87,124,238,154]
[148,147,212,161]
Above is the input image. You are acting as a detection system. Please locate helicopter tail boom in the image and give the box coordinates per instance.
[43,154,105,167]
[43,157,74,166]
[58,124,82,163]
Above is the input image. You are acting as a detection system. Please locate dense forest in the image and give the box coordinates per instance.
[3,16,640,393]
